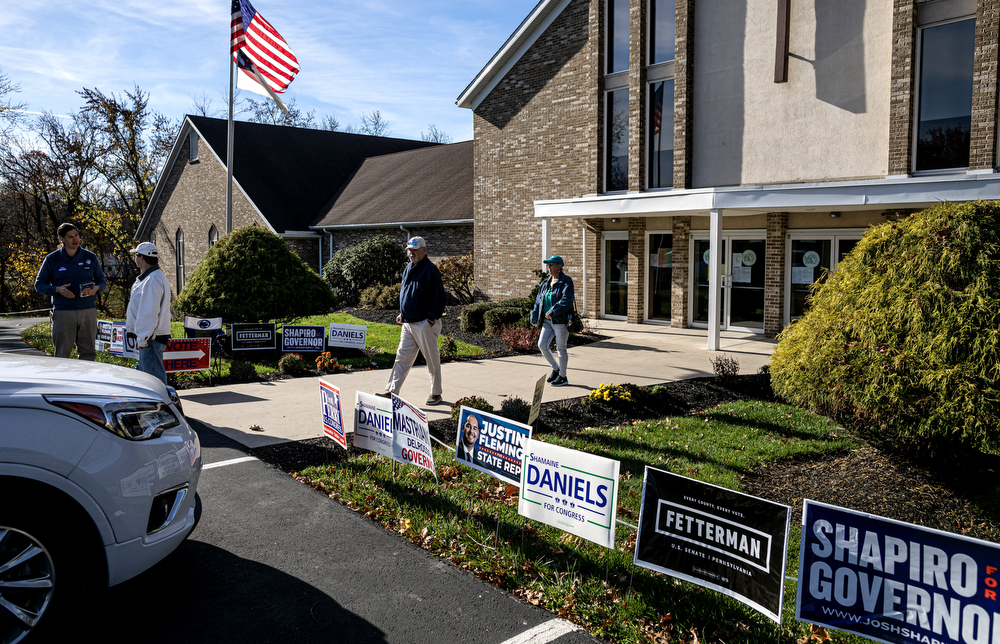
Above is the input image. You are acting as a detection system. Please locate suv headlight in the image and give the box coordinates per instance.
[46,396,181,441]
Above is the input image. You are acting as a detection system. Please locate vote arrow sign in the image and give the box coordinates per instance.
[163,338,211,373]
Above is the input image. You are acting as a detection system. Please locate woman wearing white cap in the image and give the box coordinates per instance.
[529,255,574,387]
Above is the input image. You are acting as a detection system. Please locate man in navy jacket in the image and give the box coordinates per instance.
[380,236,446,405]
[34,223,105,360]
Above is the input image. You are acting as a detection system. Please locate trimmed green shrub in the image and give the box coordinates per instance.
[278,353,306,374]
[172,224,334,323]
[460,302,503,333]
[771,200,1000,453]
[499,396,531,424]
[358,285,382,309]
[321,234,408,305]
[229,360,256,380]
[484,307,525,336]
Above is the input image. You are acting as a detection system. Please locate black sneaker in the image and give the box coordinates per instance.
[546,369,559,383]
[375,391,391,398]
[551,375,569,387]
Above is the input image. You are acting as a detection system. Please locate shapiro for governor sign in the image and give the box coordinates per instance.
[634,467,791,623]
[797,499,1000,644]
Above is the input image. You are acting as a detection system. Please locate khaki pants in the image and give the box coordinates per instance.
[385,319,442,397]
[52,308,98,361]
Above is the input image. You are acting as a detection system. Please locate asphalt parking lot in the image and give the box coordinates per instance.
[42,420,604,644]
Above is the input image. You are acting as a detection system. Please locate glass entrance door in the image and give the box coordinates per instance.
[692,235,765,332]
[603,236,628,318]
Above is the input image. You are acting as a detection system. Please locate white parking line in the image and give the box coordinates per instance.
[202,456,260,470]
[500,619,582,644]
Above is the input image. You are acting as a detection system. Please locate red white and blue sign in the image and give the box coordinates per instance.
[163,338,211,373]
[320,381,346,450]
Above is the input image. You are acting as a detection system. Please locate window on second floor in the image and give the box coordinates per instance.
[607,0,630,74]
[209,225,219,247]
[648,79,674,189]
[649,0,675,65]
[915,18,975,172]
[606,89,629,192]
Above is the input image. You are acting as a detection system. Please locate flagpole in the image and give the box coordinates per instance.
[226,52,235,235]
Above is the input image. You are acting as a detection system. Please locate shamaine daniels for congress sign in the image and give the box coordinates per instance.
[634,467,791,623]
[797,500,1000,644]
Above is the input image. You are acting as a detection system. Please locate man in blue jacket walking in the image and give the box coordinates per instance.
[34,223,106,360]
[380,236,446,405]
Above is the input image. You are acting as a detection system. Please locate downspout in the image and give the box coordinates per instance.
[400,224,410,240]
[317,229,323,272]
[580,219,587,316]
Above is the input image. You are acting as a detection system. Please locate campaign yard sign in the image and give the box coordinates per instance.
[281,325,326,352]
[319,381,347,450]
[518,439,619,549]
[634,467,791,623]
[232,323,276,350]
[391,394,436,480]
[328,323,367,349]
[163,338,210,373]
[97,319,113,351]
[454,407,531,485]
[109,321,126,356]
[797,499,1000,644]
[353,391,393,458]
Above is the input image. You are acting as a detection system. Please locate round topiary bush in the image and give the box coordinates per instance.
[172,224,334,322]
[499,396,531,424]
[278,353,306,374]
[770,200,1000,454]
[229,360,256,381]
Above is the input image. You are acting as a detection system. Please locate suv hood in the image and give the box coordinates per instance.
[0,354,169,401]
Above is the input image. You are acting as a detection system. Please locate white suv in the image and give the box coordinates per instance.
[0,354,202,643]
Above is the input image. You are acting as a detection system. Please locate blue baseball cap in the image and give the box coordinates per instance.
[543,255,564,266]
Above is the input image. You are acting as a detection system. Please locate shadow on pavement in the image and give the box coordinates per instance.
[49,540,388,644]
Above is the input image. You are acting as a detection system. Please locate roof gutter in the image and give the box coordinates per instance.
[311,219,472,231]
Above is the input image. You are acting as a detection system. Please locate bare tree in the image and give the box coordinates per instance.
[359,110,390,137]
[246,96,317,128]
[421,124,452,144]
[321,114,341,131]
[0,68,26,137]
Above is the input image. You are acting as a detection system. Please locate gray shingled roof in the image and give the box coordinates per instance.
[312,140,473,228]
[186,115,439,233]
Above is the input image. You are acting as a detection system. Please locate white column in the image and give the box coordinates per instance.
[541,217,551,267]
[708,209,722,351]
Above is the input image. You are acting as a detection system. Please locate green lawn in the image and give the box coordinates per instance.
[297,396,865,644]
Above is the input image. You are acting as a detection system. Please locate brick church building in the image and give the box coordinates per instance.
[458,0,1000,347]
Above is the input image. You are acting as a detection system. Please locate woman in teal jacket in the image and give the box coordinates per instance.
[530,255,574,387]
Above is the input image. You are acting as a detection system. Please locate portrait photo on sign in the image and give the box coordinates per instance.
[454,407,532,485]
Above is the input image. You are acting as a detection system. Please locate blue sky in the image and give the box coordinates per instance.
[1,0,539,142]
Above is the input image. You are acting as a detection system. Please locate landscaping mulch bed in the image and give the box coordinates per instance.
[250,372,1000,544]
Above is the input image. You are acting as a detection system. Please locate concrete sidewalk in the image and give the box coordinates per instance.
[179,320,775,449]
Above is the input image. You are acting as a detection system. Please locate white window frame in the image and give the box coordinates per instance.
[783,228,866,325]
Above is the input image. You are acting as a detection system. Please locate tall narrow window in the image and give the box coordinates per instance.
[188,131,199,163]
[916,18,974,171]
[606,89,629,192]
[649,0,675,64]
[607,0,630,74]
[209,225,219,247]
[176,229,185,291]
[648,80,674,188]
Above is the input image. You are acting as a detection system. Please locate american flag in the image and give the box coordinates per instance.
[651,82,663,137]
[230,0,299,95]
